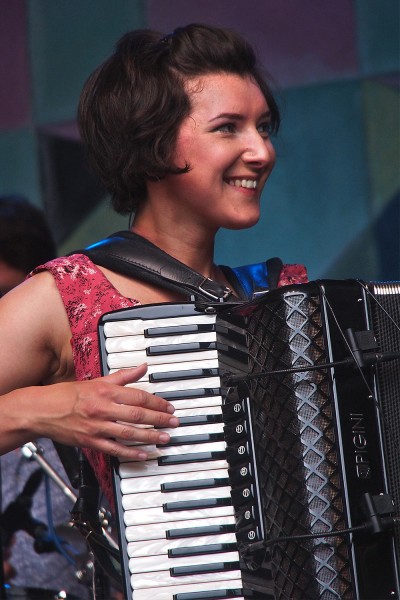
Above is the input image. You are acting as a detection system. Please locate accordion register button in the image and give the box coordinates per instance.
[228,462,254,485]
[222,399,247,421]
[230,483,255,506]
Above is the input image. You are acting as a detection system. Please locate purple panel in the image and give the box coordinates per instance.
[0,0,31,130]
[146,0,359,88]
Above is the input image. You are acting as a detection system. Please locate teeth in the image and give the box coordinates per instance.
[230,179,257,189]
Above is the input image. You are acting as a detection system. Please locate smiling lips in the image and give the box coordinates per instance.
[227,178,258,189]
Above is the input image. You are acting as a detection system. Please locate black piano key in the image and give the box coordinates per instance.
[147,341,217,356]
[159,432,224,447]
[170,560,240,577]
[159,387,221,401]
[178,414,223,426]
[145,323,216,337]
[161,477,229,492]
[167,523,236,539]
[169,542,237,558]
[174,589,243,600]
[163,497,232,512]
[150,368,219,382]
[175,591,243,600]
[158,450,225,466]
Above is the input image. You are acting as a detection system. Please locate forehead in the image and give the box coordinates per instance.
[184,72,269,115]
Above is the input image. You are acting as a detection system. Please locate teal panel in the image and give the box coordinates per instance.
[0,128,41,206]
[27,0,146,124]
[215,81,370,281]
[356,0,400,75]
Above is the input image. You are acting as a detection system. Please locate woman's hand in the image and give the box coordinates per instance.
[39,364,179,460]
[2,364,179,460]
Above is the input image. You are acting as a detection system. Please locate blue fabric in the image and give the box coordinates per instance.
[230,262,269,299]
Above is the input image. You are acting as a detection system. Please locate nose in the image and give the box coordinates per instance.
[242,131,275,167]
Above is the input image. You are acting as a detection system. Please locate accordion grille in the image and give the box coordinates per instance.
[245,290,353,599]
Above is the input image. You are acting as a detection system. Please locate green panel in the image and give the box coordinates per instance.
[363,80,400,213]
[27,0,146,124]
[356,0,400,75]
[216,81,370,281]
[0,128,41,206]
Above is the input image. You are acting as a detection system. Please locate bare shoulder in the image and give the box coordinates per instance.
[0,271,73,391]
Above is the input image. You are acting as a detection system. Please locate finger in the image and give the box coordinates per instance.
[104,364,148,385]
[114,386,176,415]
[114,401,179,429]
[107,420,175,446]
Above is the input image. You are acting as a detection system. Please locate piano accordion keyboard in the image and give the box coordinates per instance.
[99,303,257,600]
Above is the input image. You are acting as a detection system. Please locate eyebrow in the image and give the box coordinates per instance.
[209,110,271,123]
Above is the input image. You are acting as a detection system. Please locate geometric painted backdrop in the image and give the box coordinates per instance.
[0,0,399,281]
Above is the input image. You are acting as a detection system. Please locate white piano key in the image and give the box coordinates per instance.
[131,579,244,600]
[115,420,224,447]
[124,503,234,526]
[173,405,222,418]
[120,467,228,494]
[109,357,219,377]
[119,458,229,477]
[131,568,243,590]
[104,314,216,337]
[158,421,224,438]
[128,532,237,558]
[167,395,223,410]
[140,358,219,380]
[106,331,217,353]
[125,514,236,542]
[107,349,218,368]
[122,485,232,511]
[130,550,239,574]
[128,440,226,458]
[130,376,221,394]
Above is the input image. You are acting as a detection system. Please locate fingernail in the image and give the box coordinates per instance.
[167,404,176,414]
[137,451,148,459]
[158,433,170,443]
[168,417,179,427]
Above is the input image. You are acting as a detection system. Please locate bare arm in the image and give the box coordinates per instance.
[0,272,179,458]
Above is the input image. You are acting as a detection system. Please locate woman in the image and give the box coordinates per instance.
[0,24,306,505]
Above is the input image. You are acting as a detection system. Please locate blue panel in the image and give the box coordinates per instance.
[215,81,370,280]
[0,128,41,206]
[27,0,146,124]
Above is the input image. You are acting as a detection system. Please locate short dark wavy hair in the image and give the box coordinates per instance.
[78,23,281,214]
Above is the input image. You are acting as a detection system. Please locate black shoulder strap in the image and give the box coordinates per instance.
[74,231,232,302]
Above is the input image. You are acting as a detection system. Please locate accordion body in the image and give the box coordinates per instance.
[99,279,400,600]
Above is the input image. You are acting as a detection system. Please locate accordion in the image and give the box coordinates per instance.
[98,279,400,600]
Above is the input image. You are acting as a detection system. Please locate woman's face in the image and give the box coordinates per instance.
[155,72,276,233]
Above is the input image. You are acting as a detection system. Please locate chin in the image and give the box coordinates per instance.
[224,217,260,231]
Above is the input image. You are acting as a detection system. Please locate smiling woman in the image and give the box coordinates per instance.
[0,23,307,599]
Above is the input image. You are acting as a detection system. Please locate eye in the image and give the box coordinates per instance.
[258,122,273,137]
[214,122,236,133]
